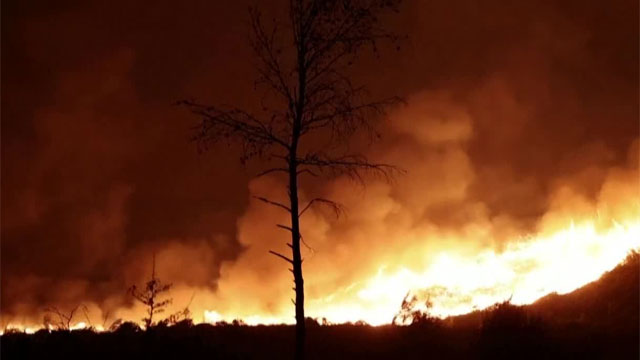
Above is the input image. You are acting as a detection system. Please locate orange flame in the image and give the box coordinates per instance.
[195,205,639,326]
[3,203,638,331]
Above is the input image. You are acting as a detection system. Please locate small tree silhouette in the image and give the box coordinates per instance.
[44,305,86,330]
[128,254,172,329]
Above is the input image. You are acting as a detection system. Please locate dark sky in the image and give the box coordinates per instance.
[2,0,638,322]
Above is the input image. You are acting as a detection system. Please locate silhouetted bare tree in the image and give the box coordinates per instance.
[129,255,173,329]
[182,1,402,358]
[44,305,88,330]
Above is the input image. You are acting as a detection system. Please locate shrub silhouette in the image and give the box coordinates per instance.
[161,293,195,327]
[114,321,142,334]
[392,293,442,328]
[478,300,547,359]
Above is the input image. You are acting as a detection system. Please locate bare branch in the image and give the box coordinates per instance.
[299,198,344,218]
[299,233,316,254]
[80,305,92,328]
[249,8,297,120]
[297,152,402,183]
[269,250,294,264]
[253,196,292,213]
[44,306,79,330]
[178,100,291,162]
[277,224,293,232]
[276,225,315,253]
[296,168,319,177]
[101,309,112,328]
[255,167,289,179]
[301,96,403,141]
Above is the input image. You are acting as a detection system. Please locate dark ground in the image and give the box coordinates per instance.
[2,253,638,359]
[1,319,636,359]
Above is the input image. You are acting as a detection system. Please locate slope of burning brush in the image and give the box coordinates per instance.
[386,215,640,324]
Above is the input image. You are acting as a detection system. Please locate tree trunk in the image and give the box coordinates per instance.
[292,9,307,356]
[289,157,306,360]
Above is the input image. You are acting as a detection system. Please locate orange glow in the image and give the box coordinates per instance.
[351,216,639,323]
[3,204,638,331]
[195,204,639,326]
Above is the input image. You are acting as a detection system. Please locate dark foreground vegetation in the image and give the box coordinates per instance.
[3,252,637,360]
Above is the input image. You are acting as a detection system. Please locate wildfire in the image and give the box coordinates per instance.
[352,216,640,323]
[3,206,638,332]
[194,203,639,327]
[0,322,100,335]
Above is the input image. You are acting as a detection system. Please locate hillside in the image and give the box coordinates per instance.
[530,251,638,333]
[445,250,639,358]
[449,250,639,330]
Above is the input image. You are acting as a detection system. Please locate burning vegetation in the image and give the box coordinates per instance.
[2,251,638,358]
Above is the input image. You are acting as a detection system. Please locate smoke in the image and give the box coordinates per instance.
[204,84,637,322]
[1,0,637,327]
